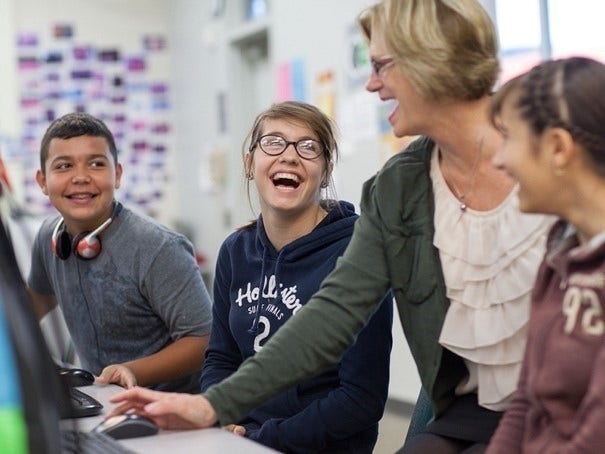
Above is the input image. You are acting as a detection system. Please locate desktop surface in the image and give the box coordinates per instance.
[62,385,278,454]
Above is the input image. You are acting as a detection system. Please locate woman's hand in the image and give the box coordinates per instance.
[96,364,137,388]
[108,386,218,430]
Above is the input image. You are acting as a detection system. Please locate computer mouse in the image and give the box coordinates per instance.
[92,414,159,440]
[59,367,95,387]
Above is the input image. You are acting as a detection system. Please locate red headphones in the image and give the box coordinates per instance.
[51,202,123,260]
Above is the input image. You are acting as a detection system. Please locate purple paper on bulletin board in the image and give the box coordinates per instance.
[18,56,39,70]
[126,56,146,72]
[73,46,92,61]
[143,35,166,52]
[98,48,121,62]
[53,24,74,39]
[17,33,38,47]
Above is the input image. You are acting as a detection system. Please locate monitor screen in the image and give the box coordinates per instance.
[0,294,28,453]
[0,218,71,454]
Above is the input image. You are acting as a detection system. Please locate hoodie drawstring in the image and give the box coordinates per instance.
[248,248,267,335]
[247,248,286,335]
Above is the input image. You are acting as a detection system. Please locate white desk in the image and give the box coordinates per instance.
[62,384,277,453]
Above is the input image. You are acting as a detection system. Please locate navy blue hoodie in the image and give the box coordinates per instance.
[201,200,393,453]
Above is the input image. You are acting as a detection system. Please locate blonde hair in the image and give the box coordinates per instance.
[359,0,500,101]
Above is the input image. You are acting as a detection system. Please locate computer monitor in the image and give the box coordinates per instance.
[0,218,72,454]
[0,293,28,453]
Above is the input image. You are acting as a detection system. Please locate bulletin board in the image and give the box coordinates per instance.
[14,23,172,215]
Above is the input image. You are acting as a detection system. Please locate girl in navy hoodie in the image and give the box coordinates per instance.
[200,101,393,453]
[487,57,605,453]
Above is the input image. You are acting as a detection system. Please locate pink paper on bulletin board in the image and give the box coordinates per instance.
[277,62,292,101]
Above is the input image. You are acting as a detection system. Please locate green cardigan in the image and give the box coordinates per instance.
[205,136,466,425]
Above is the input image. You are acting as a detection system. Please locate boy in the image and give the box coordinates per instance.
[28,112,212,393]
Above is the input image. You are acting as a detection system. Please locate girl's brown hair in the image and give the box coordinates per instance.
[490,57,605,175]
[240,101,339,225]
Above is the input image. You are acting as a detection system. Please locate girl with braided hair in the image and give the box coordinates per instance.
[487,56,605,453]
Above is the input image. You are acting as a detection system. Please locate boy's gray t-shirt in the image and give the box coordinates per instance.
[28,206,212,393]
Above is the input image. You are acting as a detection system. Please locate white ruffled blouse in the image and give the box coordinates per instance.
[430,148,555,411]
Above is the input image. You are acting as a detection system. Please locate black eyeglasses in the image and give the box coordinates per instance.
[255,135,324,160]
[371,56,394,78]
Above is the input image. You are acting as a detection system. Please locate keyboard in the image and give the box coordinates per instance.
[61,429,135,454]
[67,388,104,418]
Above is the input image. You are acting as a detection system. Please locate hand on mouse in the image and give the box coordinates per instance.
[224,424,246,436]
[96,364,137,388]
[109,386,218,430]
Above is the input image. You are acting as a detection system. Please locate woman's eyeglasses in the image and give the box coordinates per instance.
[255,135,324,160]
[371,56,394,78]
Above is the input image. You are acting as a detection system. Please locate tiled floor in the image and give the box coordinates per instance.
[374,401,412,453]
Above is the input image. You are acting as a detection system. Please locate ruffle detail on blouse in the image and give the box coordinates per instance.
[456,360,523,411]
[430,149,555,410]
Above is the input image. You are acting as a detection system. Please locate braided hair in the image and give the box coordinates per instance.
[491,57,605,175]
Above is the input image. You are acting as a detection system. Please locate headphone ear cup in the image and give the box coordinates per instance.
[72,232,102,260]
[54,229,73,260]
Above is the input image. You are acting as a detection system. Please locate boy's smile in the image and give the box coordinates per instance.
[36,135,122,235]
